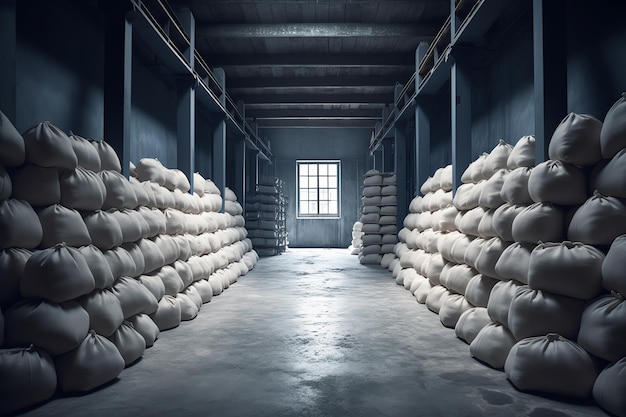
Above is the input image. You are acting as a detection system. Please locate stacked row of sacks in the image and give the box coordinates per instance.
[245,177,288,256]
[357,170,398,265]
[0,113,258,415]
[526,96,626,416]
[389,93,626,417]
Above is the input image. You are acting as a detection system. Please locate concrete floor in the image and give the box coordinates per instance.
[18,248,608,417]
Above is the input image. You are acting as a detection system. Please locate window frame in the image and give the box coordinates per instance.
[296,160,341,219]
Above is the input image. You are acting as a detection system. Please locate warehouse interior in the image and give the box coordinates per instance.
[1,0,626,416]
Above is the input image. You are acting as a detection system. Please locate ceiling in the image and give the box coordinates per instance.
[168,0,451,129]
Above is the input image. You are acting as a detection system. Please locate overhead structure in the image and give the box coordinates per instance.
[170,0,450,128]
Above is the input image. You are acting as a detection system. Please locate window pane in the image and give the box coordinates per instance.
[308,165,317,175]
[319,164,328,175]
[309,201,318,214]
[300,176,308,188]
[319,201,328,214]
[328,176,337,188]
[329,201,338,214]
[300,204,309,215]
[308,190,317,201]
[329,189,338,201]
[300,189,309,202]
[299,164,308,175]
[309,176,318,188]
[328,164,337,176]
[320,188,328,200]
[319,176,328,188]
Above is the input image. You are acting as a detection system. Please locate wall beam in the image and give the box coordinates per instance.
[212,67,226,211]
[533,0,567,163]
[103,1,133,178]
[382,137,394,172]
[451,47,472,193]
[0,0,16,122]
[176,7,195,193]
[415,41,431,195]
[395,124,408,231]
[233,137,246,206]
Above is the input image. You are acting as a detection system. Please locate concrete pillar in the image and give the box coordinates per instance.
[533,0,567,163]
[176,8,195,193]
[103,1,133,178]
[0,0,16,122]
[451,47,472,193]
[415,41,431,194]
[395,124,408,231]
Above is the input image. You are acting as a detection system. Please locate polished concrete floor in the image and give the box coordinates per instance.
[18,248,608,417]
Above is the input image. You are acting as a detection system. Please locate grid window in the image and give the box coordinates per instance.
[297,161,340,218]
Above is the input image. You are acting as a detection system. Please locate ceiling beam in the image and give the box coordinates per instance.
[246,108,382,119]
[204,53,415,67]
[243,102,385,110]
[256,119,377,128]
[228,75,410,89]
[196,22,439,38]
[174,0,442,4]
[236,93,393,105]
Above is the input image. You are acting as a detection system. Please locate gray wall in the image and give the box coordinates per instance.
[14,0,180,170]
[470,21,534,160]
[16,0,104,137]
[262,128,371,248]
[566,0,626,119]
[130,58,178,167]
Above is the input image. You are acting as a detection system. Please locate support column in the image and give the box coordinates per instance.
[382,138,394,173]
[0,0,16,122]
[450,0,460,40]
[176,7,195,193]
[395,124,408,232]
[233,138,246,206]
[213,119,226,212]
[246,149,259,192]
[103,1,133,178]
[533,0,567,163]
[451,47,472,193]
[373,148,383,171]
[415,41,431,195]
[212,67,226,212]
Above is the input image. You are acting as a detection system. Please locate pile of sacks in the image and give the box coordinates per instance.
[0,112,258,415]
[354,170,398,265]
[245,177,288,256]
[389,93,626,417]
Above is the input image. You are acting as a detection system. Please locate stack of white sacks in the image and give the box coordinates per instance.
[389,93,626,417]
[348,221,363,255]
[0,113,258,415]
[356,169,398,265]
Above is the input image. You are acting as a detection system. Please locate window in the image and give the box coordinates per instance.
[297,160,340,218]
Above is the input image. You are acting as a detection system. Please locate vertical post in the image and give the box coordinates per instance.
[382,138,394,173]
[234,138,246,206]
[451,47,472,193]
[394,83,404,112]
[373,148,383,171]
[246,149,258,192]
[533,0,567,164]
[213,67,226,212]
[0,0,16,122]
[395,124,408,232]
[103,1,133,178]
[450,0,459,41]
[176,7,195,193]
[213,120,226,212]
[415,41,431,195]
